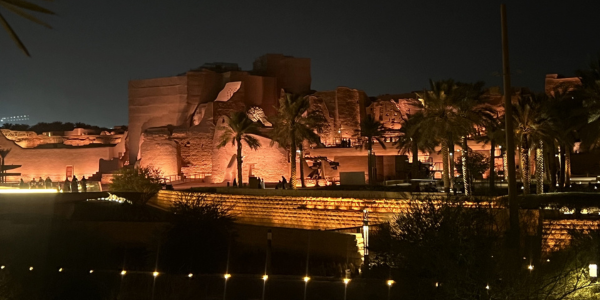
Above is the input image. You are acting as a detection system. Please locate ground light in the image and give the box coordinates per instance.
[528,265,534,271]
[387,280,395,300]
[304,276,311,300]
[223,274,231,300]
[262,275,268,300]
[590,264,597,282]
[153,271,159,277]
[343,278,350,300]
[121,270,127,276]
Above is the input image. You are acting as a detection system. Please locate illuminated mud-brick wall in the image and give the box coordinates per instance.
[542,219,600,251]
[310,87,366,146]
[210,125,289,184]
[139,129,180,177]
[172,129,214,178]
[0,134,115,182]
[252,54,312,96]
[152,190,467,230]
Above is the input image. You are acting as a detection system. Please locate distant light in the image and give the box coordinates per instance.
[387,280,395,286]
[590,264,598,278]
[485,284,490,290]
[528,265,534,271]
[188,273,194,278]
[153,271,159,277]
[547,259,550,262]
[0,189,57,194]
[224,273,231,280]
[262,275,268,281]
[58,268,63,272]
[89,270,94,274]
[0,266,4,270]
[435,282,439,287]
[304,276,310,282]
[343,278,350,284]
[121,270,127,276]
[499,145,502,149]
[29,266,33,271]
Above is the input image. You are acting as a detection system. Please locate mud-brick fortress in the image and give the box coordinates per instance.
[129,54,595,185]
[130,54,429,184]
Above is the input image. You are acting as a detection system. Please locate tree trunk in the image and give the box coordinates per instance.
[236,137,243,188]
[565,147,571,188]
[411,140,419,191]
[449,135,455,191]
[535,141,544,194]
[368,139,374,185]
[299,143,306,188]
[558,145,565,191]
[521,135,530,195]
[290,128,297,189]
[489,139,495,193]
[441,138,450,194]
[547,144,557,193]
[461,136,470,196]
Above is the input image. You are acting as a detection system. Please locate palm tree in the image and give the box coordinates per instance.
[0,0,54,56]
[395,112,436,186]
[545,88,587,191]
[453,82,497,195]
[476,118,505,194]
[270,93,326,189]
[415,80,487,194]
[0,148,10,183]
[355,115,387,185]
[513,93,554,195]
[217,111,261,188]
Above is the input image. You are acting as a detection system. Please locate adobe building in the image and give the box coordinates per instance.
[0,128,126,182]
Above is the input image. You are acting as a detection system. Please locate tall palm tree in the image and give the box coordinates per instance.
[0,0,54,56]
[395,112,436,185]
[415,79,485,194]
[270,93,325,189]
[217,111,261,188]
[545,88,587,191]
[453,82,497,195]
[513,93,553,195]
[355,115,387,185]
[0,148,10,183]
[476,117,505,193]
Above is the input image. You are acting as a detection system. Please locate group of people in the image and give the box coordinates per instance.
[256,177,266,189]
[20,177,53,189]
[275,176,288,189]
[19,176,89,192]
[62,176,88,193]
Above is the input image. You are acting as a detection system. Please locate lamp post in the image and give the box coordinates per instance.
[343,278,350,300]
[363,210,370,270]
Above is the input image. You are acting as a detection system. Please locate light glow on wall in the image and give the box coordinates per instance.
[0,188,57,194]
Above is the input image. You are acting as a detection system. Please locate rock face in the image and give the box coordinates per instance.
[139,129,180,178]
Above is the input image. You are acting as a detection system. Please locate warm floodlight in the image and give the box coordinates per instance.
[343,278,350,285]
[485,284,490,290]
[0,265,4,270]
[188,273,193,278]
[58,268,63,272]
[89,270,94,274]
[304,276,310,282]
[590,264,598,278]
[121,270,127,276]
[153,271,159,277]
[262,275,269,281]
[528,265,534,271]
[29,267,33,271]
[387,280,395,286]
[0,189,57,194]
[224,273,231,279]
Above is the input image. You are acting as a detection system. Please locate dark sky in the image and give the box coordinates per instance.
[1,1,600,127]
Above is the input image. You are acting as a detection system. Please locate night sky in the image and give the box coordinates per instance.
[1,1,599,127]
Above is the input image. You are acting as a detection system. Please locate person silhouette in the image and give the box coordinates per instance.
[81,176,88,192]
